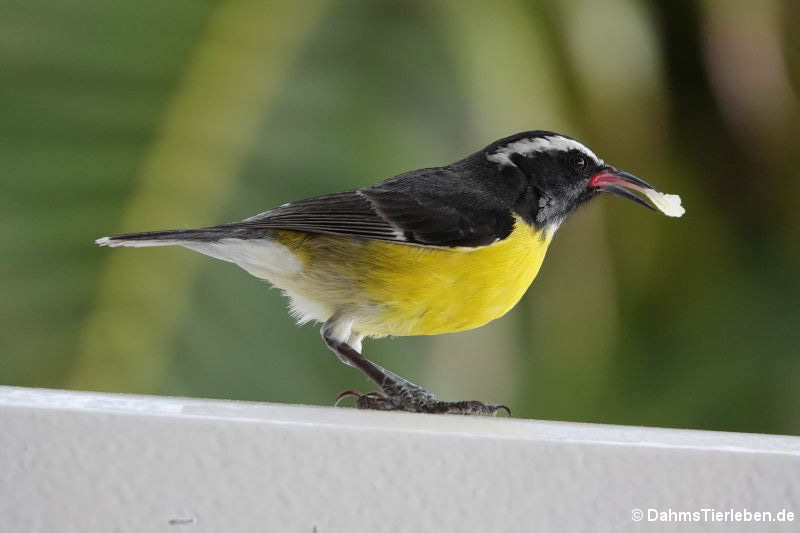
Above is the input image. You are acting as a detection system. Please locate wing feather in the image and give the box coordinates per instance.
[227,168,515,247]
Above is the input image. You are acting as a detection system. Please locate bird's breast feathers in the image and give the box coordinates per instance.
[270,216,552,337]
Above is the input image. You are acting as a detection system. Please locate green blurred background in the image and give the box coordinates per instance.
[3,0,799,434]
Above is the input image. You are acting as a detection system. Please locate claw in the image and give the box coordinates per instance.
[335,390,388,407]
[334,390,362,406]
[494,405,512,417]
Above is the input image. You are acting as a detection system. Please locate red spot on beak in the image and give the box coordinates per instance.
[588,167,659,212]
[589,168,655,191]
[589,170,624,189]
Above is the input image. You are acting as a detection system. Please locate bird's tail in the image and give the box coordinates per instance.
[95,225,264,248]
[95,225,297,280]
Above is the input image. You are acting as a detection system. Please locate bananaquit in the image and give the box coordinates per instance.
[97,131,684,416]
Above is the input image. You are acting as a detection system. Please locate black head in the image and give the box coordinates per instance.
[482,131,657,230]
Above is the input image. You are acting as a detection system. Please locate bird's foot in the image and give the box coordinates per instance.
[334,383,510,417]
[323,326,509,416]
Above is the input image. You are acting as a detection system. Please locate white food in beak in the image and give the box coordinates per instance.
[625,182,685,217]
[641,189,685,217]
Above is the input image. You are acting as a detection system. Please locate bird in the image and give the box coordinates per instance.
[96,130,684,416]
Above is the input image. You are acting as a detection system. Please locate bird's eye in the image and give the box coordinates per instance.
[572,155,586,168]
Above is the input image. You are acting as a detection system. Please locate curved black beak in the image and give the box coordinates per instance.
[589,167,657,212]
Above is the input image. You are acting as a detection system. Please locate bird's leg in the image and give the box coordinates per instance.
[321,324,510,416]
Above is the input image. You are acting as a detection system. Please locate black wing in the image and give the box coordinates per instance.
[235,167,516,247]
[237,190,400,241]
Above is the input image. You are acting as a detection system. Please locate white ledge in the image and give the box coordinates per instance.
[1,386,799,532]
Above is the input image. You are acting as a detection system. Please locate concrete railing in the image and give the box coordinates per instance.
[1,386,798,532]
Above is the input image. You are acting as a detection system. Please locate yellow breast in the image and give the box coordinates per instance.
[272,216,552,337]
[359,217,552,336]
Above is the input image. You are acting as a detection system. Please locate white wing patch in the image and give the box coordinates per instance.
[487,135,603,167]
[354,190,406,241]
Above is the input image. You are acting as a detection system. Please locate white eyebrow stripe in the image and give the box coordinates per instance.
[486,135,603,167]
